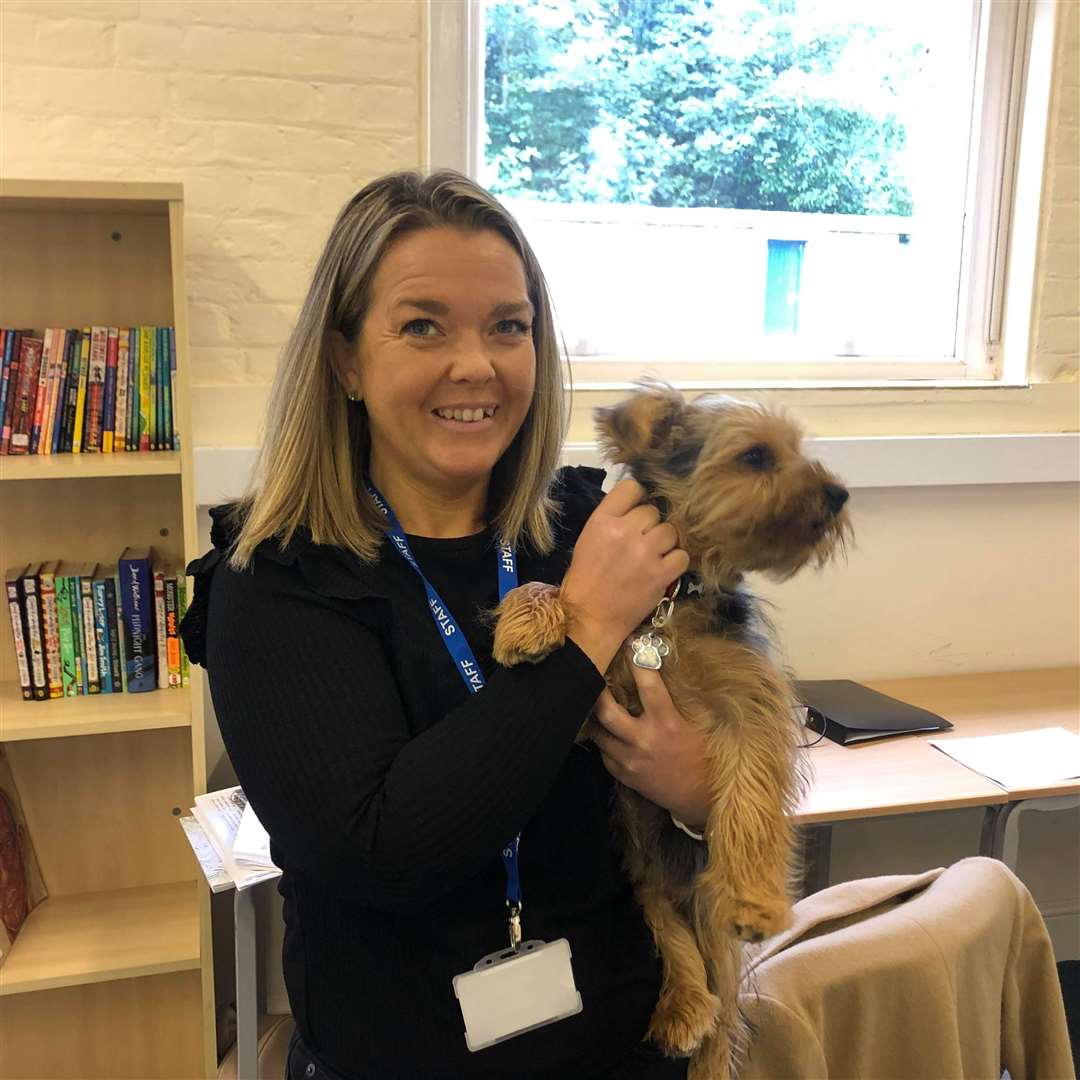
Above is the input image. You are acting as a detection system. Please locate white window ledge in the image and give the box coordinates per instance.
[193,433,1079,508]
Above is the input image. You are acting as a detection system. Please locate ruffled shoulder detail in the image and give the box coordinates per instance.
[179,503,387,668]
[551,464,607,546]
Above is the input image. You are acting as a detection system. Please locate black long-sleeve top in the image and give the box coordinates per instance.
[179,467,663,1079]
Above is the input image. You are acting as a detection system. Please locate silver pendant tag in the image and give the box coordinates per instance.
[631,632,669,670]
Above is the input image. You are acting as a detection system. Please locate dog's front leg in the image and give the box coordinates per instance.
[491,582,568,666]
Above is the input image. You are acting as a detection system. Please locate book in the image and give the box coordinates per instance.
[167,326,177,450]
[0,329,24,454]
[37,561,63,700]
[164,574,181,687]
[796,680,954,745]
[79,568,100,694]
[152,560,168,688]
[104,573,123,695]
[4,565,32,701]
[114,329,129,454]
[118,547,156,692]
[28,328,53,455]
[41,328,66,456]
[0,330,12,452]
[153,327,162,451]
[102,326,119,453]
[91,571,113,694]
[71,329,91,454]
[59,330,82,454]
[83,326,108,453]
[178,574,190,687]
[113,568,128,693]
[138,326,152,452]
[187,787,280,892]
[20,564,47,701]
[126,329,138,451]
[54,564,79,697]
[65,562,96,695]
[8,336,44,455]
[0,745,49,972]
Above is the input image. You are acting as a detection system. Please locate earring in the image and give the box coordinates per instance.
[346,390,362,402]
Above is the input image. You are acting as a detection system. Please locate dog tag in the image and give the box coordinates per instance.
[631,632,669,670]
[453,938,582,1052]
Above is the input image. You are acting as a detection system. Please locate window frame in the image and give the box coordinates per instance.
[424,0,1057,390]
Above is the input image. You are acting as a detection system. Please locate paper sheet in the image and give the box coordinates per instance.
[233,801,273,866]
[190,786,280,891]
[929,726,1080,789]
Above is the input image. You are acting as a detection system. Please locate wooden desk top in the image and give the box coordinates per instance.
[795,667,1079,824]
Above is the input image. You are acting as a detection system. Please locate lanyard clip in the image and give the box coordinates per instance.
[507,902,523,952]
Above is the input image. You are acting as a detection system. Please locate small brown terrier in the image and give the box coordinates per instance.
[492,383,851,1076]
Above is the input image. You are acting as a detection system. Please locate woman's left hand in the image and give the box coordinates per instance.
[591,666,711,828]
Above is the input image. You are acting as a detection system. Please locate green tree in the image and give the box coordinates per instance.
[483,0,918,214]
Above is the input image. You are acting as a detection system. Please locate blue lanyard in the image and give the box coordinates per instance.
[367,483,525,942]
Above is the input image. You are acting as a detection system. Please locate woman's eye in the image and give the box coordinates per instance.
[495,319,531,336]
[403,319,437,337]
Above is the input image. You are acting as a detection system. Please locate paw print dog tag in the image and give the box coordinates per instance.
[631,632,669,670]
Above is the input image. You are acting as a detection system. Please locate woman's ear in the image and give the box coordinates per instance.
[326,330,362,399]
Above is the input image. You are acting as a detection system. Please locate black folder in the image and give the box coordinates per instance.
[795,679,954,745]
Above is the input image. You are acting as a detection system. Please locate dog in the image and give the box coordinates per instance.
[492,383,851,1077]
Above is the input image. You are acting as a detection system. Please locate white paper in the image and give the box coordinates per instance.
[929,726,1080,789]
[179,815,233,893]
[190,786,280,891]
[233,801,274,866]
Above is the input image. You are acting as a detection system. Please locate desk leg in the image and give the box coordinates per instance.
[799,824,833,898]
[978,803,1015,859]
[234,887,258,1080]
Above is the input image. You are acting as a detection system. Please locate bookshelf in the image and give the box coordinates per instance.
[0,181,214,1079]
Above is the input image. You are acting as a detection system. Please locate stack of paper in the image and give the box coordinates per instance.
[929,726,1080,789]
[179,785,281,892]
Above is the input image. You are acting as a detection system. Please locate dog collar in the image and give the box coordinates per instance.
[666,572,705,600]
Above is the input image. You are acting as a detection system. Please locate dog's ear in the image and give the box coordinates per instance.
[594,384,686,464]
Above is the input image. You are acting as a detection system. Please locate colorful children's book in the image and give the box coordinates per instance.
[119,547,156,692]
[8,337,44,455]
[4,565,32,701]
[54,564,79,697]
[37,561,62,699]
[78,568,100,693]
[71,329,91,454]
[19,564,47,701]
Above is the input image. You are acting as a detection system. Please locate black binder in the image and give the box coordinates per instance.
[795,679,954,745]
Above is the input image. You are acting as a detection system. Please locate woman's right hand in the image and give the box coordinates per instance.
[561,478,689,674]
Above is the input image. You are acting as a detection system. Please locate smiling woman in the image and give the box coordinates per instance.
[180,171,705,1080]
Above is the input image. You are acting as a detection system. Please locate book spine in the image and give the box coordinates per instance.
[156,327,166,452]
[104,577,122,693]
[114,330,128,453]
[178,574,190,687]
[29,328,53,455]
[151,327,161,451]
[113,570,129,692]
[164,576,181,687]
[21,571,47,700]
[102,327,119,453]
[5,572,32,701]
[55,575,78,697]
[154,568,168,688]
[168,326,178,450]
[72,329,91,453]
[80,576,100,693]
[0,330,23,454]
[8,337,43,455]
[92,579,113,694]
[43,329,66,456]
[60,330,81,454]
[126,329,138,451]
[139,326,152,452]
[0,329,11,452]
[83,326,108,452]
[69,572,86,693]
[38,569,63,699]
[119,556,155,692]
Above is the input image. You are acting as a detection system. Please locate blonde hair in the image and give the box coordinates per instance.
[228,170,568,570]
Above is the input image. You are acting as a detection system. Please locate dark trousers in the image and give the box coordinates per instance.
[286,1028,690,1080]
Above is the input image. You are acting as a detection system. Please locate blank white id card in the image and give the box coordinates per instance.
[453,938,583,1052]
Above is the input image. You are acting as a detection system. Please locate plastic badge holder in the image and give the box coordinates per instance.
[453,938,583,1052]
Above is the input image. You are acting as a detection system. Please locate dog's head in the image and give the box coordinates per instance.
[594,381,851,589]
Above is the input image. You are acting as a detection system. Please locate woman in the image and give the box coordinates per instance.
[180,170,711,1079]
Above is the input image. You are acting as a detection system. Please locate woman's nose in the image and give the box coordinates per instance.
[447,337,496,382]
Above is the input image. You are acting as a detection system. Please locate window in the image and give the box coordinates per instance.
[428,0,1048,384]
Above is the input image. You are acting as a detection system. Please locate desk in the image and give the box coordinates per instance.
[793,667,1080,892]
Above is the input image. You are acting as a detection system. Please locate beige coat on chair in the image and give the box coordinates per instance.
[727,857,1074,1080]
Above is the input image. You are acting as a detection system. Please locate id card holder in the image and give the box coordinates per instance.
[453,938,583,1052]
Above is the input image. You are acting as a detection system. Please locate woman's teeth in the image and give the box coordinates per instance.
[434,407,496,423]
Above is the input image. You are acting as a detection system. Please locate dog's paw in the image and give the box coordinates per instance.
[647,985,720,1056]
[729,895,791,943]
[491,582,567,666]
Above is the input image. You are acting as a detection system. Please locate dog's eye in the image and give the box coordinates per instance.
[738,445,773,471]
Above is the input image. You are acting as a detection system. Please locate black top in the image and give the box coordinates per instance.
[180,467,663,1079]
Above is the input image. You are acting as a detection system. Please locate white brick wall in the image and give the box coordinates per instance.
[0,0,422,444]
[1031,0,1080,383]
[1,0,1075,443]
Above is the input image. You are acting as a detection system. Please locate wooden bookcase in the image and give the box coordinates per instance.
[0,181,215,1079]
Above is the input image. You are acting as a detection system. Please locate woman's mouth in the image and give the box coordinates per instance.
[431,405,498,426]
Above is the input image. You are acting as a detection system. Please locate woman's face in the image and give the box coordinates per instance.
[344,226,537,500]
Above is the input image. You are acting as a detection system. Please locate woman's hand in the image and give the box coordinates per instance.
[561,478,689,673]
[591,664,711,828]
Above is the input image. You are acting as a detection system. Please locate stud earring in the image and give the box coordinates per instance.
[346,390,362,402]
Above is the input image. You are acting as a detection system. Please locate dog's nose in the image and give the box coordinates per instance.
[824,483,849,515]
